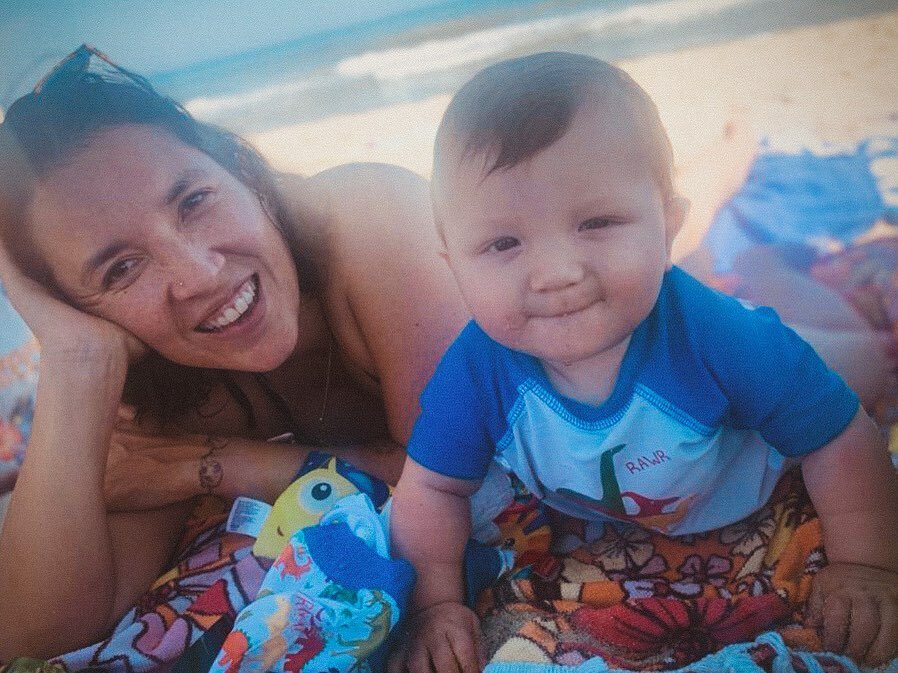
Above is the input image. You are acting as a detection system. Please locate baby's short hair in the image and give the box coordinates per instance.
[433,52,674,199]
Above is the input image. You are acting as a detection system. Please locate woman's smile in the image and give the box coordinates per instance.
[28,125,302,371]
[196,274,260,333]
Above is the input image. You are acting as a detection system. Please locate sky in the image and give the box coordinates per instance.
[0,0,447,104]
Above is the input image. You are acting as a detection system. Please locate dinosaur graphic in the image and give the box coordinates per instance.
[554,443,696,533]
[555,443,627,515]
[621,491,679,515]
[216,630,250,673]
[595,443,628,513]
[283,623,326,672]
[274,549,313,580]
[332,593,394,662]
[621,492,697,532]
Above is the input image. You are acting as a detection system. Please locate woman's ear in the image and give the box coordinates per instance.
[664,196,690,261]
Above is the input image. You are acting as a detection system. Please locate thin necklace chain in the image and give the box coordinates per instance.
[255,335,334,443]
[253,191,333,436]
[317,335,333,424]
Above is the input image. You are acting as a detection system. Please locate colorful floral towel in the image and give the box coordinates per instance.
[48,496,265,672]
[8,467,892,673]
[477,469,898,672]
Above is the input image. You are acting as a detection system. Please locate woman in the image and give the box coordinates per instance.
[0,46,467,658]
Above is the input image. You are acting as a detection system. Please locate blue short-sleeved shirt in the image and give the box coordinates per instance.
[407,267,858,535]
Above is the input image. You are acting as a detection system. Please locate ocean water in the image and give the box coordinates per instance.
[55,0,898,134]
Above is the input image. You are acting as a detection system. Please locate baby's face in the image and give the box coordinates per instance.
[436,100,682,370]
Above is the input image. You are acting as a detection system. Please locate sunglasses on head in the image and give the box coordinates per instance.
[32,44,146,96]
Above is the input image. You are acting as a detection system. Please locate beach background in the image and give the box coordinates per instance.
[186,0,898,259]
[2,0,898,256]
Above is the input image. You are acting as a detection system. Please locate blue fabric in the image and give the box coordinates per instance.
[304,522,415,601]
[463,538,507,608]
[482,630,889,673]
[304,522,414,673]
[407,267,858,535]
[0,284,31,353]
[706,138,898,273]
[209,511,410,673]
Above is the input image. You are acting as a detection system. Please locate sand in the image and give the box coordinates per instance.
[247,9,898,258]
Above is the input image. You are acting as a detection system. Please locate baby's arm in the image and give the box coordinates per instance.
[389,458,485,673]
[801,408,898,665]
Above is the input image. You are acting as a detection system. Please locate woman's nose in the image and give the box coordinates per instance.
[167,245,226,300]
[529,244,586,292]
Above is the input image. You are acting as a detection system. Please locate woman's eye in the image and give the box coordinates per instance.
[487,236,520,253]
[179,189,211,219]
[578,217,611,231]
[103,258,140,288]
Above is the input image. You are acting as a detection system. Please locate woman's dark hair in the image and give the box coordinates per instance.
[0,49,317,428]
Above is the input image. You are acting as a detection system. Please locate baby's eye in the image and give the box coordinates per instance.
[487,236,520,253]
[179,189,211,220]
[103,258,140,288]
[578,217,611,231]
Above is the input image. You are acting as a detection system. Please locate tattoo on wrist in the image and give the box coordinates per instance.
[199,436,226,493]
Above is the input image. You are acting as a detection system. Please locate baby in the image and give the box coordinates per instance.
[389,52,898,672]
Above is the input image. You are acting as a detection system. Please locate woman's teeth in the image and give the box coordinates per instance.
[199,278,257,332]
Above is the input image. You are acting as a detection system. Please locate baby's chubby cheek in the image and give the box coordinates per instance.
[454,269,528,344]
[475,310,529,350]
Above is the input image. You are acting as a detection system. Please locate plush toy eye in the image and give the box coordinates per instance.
[298,478,341,514]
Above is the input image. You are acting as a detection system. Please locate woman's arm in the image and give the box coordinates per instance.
[0,352,123,656]
[103,428,407,512]
[0,239,182,658]
[0,351,195,658]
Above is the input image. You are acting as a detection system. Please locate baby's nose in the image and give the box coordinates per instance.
[529,246,585,292]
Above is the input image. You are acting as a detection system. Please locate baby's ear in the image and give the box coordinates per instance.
[664,196,690,256]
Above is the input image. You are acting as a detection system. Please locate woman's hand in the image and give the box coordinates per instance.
[104,420,321,510]
[103,424,212,511]
[0,235,145,365]
[105,418,407,511]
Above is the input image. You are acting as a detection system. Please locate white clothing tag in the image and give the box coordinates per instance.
[225,496,272,538]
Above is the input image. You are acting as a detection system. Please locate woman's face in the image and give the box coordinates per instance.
[27,124,301,371]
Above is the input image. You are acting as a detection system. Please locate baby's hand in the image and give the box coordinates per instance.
[388,601,485,673]
[806,562,898,665]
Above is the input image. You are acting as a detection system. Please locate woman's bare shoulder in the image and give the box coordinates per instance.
[308,162,432,235]
[287,163,468,441]
[294,162,452,297]
[278,163,433,261]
